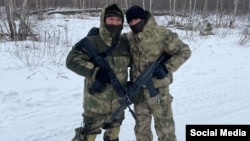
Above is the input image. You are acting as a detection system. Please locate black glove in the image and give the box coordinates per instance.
[95,68,111,84]
[153,64,168,79]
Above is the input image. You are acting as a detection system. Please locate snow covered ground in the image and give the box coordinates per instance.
[0,14,250,141]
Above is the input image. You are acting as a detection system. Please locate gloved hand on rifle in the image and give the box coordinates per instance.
[95,68,111,85]
[153,64,168,79]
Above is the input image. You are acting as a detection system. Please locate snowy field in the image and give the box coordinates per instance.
[0,14,250,141]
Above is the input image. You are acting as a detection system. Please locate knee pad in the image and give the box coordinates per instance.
[83,115,102,134]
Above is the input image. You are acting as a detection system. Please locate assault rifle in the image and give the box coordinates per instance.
[109,52,171,124]
[128,53,171,98]
[75,37,136,126]
[76,37,171,127]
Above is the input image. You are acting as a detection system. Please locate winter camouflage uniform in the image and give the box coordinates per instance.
[126,11,191,141]
[66,3,131,141]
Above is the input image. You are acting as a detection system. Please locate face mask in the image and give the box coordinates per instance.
[130,20,145,34]
[106,24,122,34]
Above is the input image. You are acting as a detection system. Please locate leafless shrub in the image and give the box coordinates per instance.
[238,27,250,46]
[183,29,197,43]
[6,41,45,69]
[213,28,230,39]
[46,42,69,66]
[6,39,68,69]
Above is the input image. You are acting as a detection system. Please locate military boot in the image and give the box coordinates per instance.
[71,127,97,141]
[103,126,120,141]
[86,134,97,141]
[103,133,118,141]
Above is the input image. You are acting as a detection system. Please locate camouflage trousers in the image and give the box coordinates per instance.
[134,87,177,141]
[72,110,124,141]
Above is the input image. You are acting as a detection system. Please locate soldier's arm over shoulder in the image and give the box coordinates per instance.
[164,30,192,73]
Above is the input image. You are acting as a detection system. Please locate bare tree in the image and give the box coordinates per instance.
[3,0,37,41]
[188,0,192,27]
[142,0,145,9]
[149,0,152,12]
[79,0,87,18]
[249,0,250,13]
[142,0,152,11]
[18,0,29,40]
[168,0,177,24]
[215,0,223,27]
[4,0,16,40]
[173,0,176,23]
[35,0,44,20]
[233,0,238,22]
[192,0,197,17]
[169,0,172,15]
[248,0,250,22]
[72,0,77,9]
[123,0,129,10]
[202,0,208,18]
[54,0,58,9]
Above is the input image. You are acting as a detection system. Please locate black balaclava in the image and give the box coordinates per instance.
[126,5,147,33]
[105,5,123,34]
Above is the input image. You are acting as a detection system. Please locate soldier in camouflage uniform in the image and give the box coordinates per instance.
[125,5,192,141]
[66,3,131,141]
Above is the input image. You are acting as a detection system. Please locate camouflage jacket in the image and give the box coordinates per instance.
[66,4,131,114]
[126,11,191,88]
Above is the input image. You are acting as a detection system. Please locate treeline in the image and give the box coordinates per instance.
[1,0,250,41]
[0,0,250,14]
